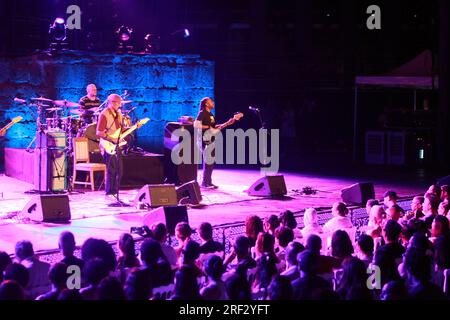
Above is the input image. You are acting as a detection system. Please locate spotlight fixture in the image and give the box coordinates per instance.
[144,33,161,54]
[169,28,191,53]
[48,17,68,51]
[116,25,134,53]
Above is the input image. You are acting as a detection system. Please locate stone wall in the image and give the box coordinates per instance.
[0,51,214,154]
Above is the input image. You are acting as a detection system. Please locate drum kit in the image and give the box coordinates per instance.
[27,96,135,152]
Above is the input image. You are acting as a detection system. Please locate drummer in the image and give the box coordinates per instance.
[78,84,101,125]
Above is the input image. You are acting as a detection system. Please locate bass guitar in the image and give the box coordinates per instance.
[202,112,244,143]
[99,117,150,155]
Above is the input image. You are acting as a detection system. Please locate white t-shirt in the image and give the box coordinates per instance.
[322,216,353,234]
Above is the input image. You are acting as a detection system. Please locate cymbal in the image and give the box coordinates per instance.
[121,100,133,104]
[46,107,62,112]
[31,97,53,102]
[53,100,81,108]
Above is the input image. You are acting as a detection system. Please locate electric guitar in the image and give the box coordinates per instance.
[99,117,150,155]
[202,112,244,143]
[0,116,23,137]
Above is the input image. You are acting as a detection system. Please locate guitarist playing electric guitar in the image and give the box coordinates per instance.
[194,97,243,189]
[96,94,149,199]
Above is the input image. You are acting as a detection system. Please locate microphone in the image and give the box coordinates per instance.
[14,97,27,104]
[249,106,259,112]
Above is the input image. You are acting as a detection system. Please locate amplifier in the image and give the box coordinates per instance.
[36,131,67,148]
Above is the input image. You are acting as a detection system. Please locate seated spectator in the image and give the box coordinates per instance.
[200,255,228,300]
[171,266,202,300]
[404,248,446,300]
[0,280,25,300]
[14,240,50,299]
[356,234,374,268]
[386,204,404,222]
[336,257,372,300]
[245,215,264,247]
[223,236,256,275]
[36,262,68,300]
[301,208,323,239]
[380,280,408,300]
[150,223,177,267]
[400,219,430,247]
[263,215,280,236]
[58,231,84,270]
[279,210,302,239]
[292,250,332,300]
[438,201,450,217]
[274,226,294,270]
[57,289,82,300]
[179,240,202,278]
[431,215,450,241]
[117,233,140,269]
[427,184,442,199]
[383,190,398,209]
[366,205,386,239]
[81,238,117,273]
[124,268,152,300]
[398,232,432,279]
[174,222,193,257]
[403,196,425,221]
[281,242,304,281]
[268,275,293,300]
[423,193,440,228]
[198,222,224,255]
[254,232,277,262]
[97,276,125,300]
[225,272,251,300]
[0,251,12,283]
[322,202,353,234]
[365,199,379,217]
[140,239,174,288]
[253,253,279,295]
[433,235,450,289]
[80,258,110,300]
[330,230,354,265]
[440,185,449,202]
[305,234,340,275]
[379,220,405,264]
[3,263,29,296]
[373,247,402,287]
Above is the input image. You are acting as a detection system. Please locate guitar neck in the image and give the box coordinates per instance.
[1,121,15,132]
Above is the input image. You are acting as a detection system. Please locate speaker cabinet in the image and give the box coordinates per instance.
[142,205,188,235]
[341,182,375,205]
[176,181,202,205]
[247,175,287,197]
[133,184,178,207]
[21,195,71,222]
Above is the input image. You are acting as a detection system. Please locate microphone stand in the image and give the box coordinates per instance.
[253,108,270,174]
[108,115,130,207]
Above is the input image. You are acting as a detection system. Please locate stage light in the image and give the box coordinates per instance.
[48,18,68,52]
[116,25,134,52]
[144,33,161,54]
[183,29,190,38]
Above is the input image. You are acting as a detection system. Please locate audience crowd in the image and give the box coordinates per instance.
[1,185,449,300]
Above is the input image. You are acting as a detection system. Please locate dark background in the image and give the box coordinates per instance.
[1,0,448,172]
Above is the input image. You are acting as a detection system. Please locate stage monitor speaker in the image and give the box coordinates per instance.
[437,175,450,186]
[247,175,287,197]
[133,184,178,207]
[142,205,188,235]
[341,182,375,205]
[21,194,71,223]
[176,181,202,205]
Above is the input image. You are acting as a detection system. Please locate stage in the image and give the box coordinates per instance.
[0,167,426,255]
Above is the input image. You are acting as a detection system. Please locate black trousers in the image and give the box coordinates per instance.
[103,151,123,195]
[201,142,215,185]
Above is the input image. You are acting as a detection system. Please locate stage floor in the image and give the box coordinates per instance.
[0,168,426,254]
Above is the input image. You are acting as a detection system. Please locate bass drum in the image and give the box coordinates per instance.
[78,122,100,153]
